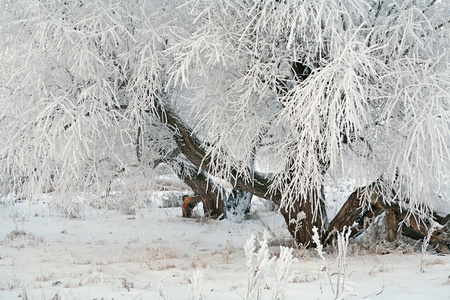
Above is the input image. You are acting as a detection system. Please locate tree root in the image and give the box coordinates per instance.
[326,183,450,254]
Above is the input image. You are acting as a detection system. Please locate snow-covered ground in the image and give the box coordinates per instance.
[1,196,449,300]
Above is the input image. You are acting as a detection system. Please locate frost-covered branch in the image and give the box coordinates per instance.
[166,0,449,217]
[0,0,448,246]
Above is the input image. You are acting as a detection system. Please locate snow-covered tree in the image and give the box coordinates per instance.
[165,0,449,247]
[1,0,449,249]
[0,0,176,211]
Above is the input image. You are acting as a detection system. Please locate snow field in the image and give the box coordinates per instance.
[0,199,449,300]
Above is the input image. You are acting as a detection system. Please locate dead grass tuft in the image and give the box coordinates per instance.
[291,274,317,283]
[5,229,27,243]
[157,263,177,271]
[34,273,55,282]
[146,245,180,260]
[424,258,445,266]
[190,254,208,269]
[4,229,44,248]
[121,277,134,291]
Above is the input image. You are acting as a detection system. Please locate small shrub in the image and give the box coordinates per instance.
[245,231,276,300]
[190,254,208,269]
[191,269,204,300]
[121,277,134,291]
[5,229,27,242]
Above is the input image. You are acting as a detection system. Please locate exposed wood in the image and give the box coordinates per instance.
[181,195,202,218]
[385,210,399,242]
[327,187,368,234]
[281,191,325,247]
[376,199,450,254]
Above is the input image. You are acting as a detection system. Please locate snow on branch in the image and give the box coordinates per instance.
[0,0,448,218]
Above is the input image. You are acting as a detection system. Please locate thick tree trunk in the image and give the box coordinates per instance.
[279,191,325,247]
[385,210,399,242]
[179,169,225,219]
[157,103,324,246]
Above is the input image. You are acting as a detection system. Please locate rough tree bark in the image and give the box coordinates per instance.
[376,198,450,254]
[178,168,225,219]
[281,190,326,247]
[326,184,383,240]
[115,104,227,220]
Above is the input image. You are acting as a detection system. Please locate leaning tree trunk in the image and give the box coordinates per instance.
[178,169,225,219]
[326,185,383,241]
[156,102,326,246]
